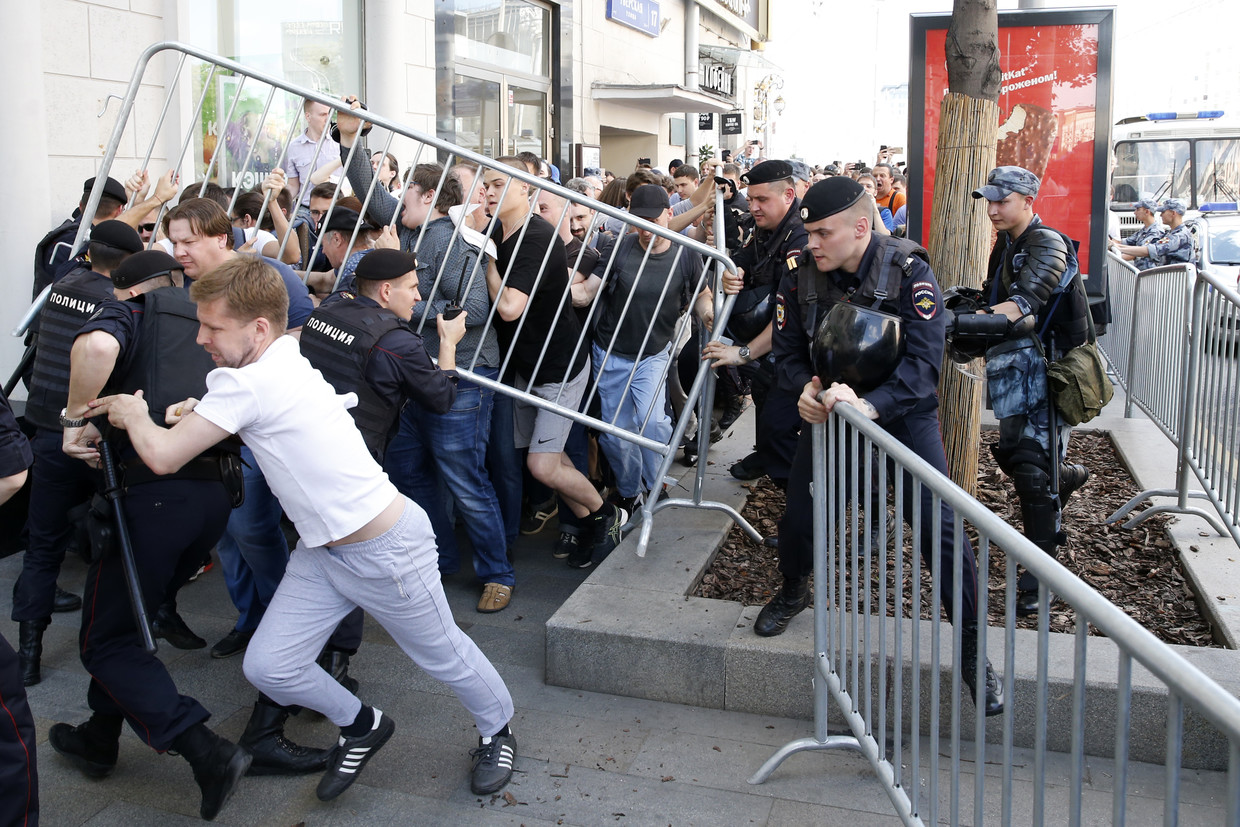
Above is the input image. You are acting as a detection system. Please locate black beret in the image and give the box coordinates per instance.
[83,175,128,204]
[741,160,794,187]
[90,220,143,254]
[800,177,865,223]
[111,250,183,289]
[321,208,373,236]
[353,248,417,282]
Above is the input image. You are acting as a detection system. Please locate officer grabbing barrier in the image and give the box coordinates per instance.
[749,403,1240,825]
[1099,254,1240,545]
[38,41,761,555]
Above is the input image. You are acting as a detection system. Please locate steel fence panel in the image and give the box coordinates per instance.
[749,402,1240,825]
[19,41,763,554]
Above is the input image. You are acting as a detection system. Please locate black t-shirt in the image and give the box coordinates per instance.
[496,213,587,386]
[592,234,702,359]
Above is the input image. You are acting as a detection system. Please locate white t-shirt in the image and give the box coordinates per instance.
[192,335,397,547]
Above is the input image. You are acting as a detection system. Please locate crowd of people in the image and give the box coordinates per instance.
[1,94,1096,822]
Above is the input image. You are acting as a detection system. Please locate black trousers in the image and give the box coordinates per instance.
[0,632,38,826]
[743,358,801,486]
[776,405,980,624]
[79,479,230,751]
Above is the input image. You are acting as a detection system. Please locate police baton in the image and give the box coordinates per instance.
[1046,332,1062,499]
[98,440,158,655]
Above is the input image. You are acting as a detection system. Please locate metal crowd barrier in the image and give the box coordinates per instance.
[1095,251,1138,401]
[1109,264,1240,544]
[750,403,1240,825]
[23,41,761,554]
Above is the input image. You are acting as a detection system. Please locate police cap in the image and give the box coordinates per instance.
[789,160,812,183]
[83,175,128,204]
[354,248,417,282]
[90,220,143,254]
[1134,198,1160,212]
[972,166,1040,201]
[741,160,794,187]
[321,208,373,236]
[1159,198,1188,215]
[111,250,183,289]
[799,176,865,223]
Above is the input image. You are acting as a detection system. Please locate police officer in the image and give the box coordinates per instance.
[32,176,129,300]
[0,384,38,826]
[1114,197,1193,268]
[969,166,1092,616]
[703,159,807,488]
[55,250,251,820]
[760,176,1002,716]
[1108,198,1165,270]
[12,219,144,686]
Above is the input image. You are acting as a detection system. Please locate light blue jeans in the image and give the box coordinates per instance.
[591,341,673,497]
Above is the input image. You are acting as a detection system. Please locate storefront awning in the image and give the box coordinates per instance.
[698,45,782,73]
[591,83,735,115]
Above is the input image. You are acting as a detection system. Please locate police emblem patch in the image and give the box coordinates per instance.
[911,280,937,320]
[786,251,800,271]
[775,297,787,330]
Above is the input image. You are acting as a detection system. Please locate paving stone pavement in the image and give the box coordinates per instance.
[2,394,1232,825]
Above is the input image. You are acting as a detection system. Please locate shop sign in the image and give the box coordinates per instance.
[721,113,743,135]
[699,57,735,99]
[698,113,714,130]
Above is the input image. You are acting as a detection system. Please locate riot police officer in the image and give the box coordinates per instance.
[761,176,1002,716]
[702,159,807,488]
[967,166,1091,616]
[55,250,251,820]
[12,219,143,686]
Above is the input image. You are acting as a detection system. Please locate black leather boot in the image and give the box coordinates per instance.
[53,586,83,613]
[152,602,207,650]
[319,649,360,694]
[172,723,251,821]
[239,698,332,776]
[1059,463,1090,505]
[18,619,49,687]
[959,623,1004,717]
[753,577,810,637]
[49,712,123,777]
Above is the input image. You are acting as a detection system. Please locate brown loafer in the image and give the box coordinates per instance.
[477,583,513,613]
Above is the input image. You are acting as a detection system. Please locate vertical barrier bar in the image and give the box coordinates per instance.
[1070,621,1088,827]
[1165,694,1183,825]
[1114,652,1132,825]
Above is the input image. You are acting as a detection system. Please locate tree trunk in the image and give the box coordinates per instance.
[930,0,1000,496]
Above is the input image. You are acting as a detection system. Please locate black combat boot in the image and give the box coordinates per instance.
[753,576,810,637]
[239,697,332,776]
[1059,463,1090,505]
[171,723,251,821]
[152,602,207,650]
[319,649,360,694]
[49,712,123,778]
[959,622,1004,717]
[18,618,49,687]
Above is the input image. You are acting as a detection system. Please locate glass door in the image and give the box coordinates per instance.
[508,85,546,158]
[453,73,502,159]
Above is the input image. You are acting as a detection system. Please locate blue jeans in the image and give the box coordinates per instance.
[216,447,290,633]
[384,368,514,586]
[591,342,673,497]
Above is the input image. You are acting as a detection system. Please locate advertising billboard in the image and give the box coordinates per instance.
[909,9,1114,290]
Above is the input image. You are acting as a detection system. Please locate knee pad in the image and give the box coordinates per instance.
[1011,462,1062,551]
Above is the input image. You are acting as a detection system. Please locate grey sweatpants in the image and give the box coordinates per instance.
[242,498,514,736]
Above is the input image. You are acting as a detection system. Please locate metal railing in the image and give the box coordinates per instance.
[750,403,1240,825]
[1099,252,1240,543]
[19,42,761,554]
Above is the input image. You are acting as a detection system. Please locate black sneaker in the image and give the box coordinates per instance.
[470,731,517,795]
[519,497,558,535]
[316,709,396,802]
[590,503,628,560]
[211,628,254,659]
[552,531,578,559]
[566,536,594,569]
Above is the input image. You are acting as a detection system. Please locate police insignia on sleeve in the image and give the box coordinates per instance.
[786,251,800,271]
[911,281,937,320]
[775,294,787,330]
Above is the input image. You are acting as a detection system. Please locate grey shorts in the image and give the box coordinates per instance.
[513,362,589,453]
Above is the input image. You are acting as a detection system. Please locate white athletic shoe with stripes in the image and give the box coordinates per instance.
[470,730,517,795]
[315,708,396,801]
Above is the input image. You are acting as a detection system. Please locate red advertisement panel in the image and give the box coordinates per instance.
[919,23,1099,274]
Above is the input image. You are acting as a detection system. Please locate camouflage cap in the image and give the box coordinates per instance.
[1134,198,1161,212]
[1159,198,1188,215]
[971,165,1041,201]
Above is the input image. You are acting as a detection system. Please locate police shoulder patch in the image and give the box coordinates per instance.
[786,250,801,271]
[775,294,787,330]
[341,291,356,299]
[911,280,938,320]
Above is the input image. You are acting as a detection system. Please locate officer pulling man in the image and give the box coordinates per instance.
[759,176,1003,716]
[56,250,252,820]
[952,166,1092,615]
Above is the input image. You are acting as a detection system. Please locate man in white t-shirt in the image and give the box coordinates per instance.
[86,255,518,804]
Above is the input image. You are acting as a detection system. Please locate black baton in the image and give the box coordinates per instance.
[98,440,157,654]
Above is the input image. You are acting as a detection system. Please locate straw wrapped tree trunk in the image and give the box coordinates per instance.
[929,0,1000,496]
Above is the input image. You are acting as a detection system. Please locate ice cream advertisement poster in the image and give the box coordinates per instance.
[909,9,1115,289]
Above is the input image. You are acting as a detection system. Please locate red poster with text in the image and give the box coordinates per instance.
[920,24,1099,273]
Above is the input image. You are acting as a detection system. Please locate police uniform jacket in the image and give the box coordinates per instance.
[1121,221,1166,271]
[1146,222,1193,267]
[771,234,947,426]
[732,198,808,291]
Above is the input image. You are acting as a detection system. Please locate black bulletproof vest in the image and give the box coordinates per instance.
[796,235,929,338]
[25,267,116,430]
[299,296,405,461]
[106,286,217,428]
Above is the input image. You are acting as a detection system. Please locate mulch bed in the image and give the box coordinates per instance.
[694,430,1220,647]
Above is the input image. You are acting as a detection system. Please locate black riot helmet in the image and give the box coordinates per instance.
[724,283,774,343]
[942,285,988,363]
[811,302,905,393]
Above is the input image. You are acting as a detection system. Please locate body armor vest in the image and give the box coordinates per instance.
[25,266,116,430]
[299,296,406,460]
[796,235,929,336]
[106,286,217,427]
